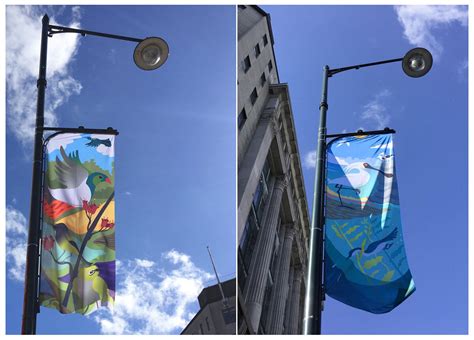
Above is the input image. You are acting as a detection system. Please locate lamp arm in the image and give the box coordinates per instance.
[328,57,403,77]
[48,24,143,43]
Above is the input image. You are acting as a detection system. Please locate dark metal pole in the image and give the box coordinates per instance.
[303,65,329,335]
[48,24,143,43]
[21,14,49,335]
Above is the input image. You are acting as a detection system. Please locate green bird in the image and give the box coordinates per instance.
[72,264,112,311]
[49,146,111,207]
[52,223,92,265]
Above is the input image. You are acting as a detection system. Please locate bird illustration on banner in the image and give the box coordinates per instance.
[324,133,415,314]
[39,132,116,315]
[86,137,112,148]
[48,146,111,207]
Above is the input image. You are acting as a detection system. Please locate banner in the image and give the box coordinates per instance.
[39,133,116,315]
[324,133,415,314]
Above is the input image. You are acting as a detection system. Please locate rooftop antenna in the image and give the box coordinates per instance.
[207,245,229,307]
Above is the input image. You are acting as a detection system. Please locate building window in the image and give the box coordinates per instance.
[243,55,251,73]
[254,43,261,58]
[263,34,268,46]
[262,158,271,181]
[252,174,268,220]
[222,306,236,325]
[238,108,247,130]
[260,72,266,87]
[239,207,260,276]
[268,60,273,72]
[250,88,258,105]
[205,317,210,331]
[239,157,272,287]
[199,323,204,334]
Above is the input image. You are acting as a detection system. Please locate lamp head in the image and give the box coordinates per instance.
[133,37,169,71]
[402,47,432,78]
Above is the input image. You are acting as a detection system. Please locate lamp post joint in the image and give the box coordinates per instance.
[36,79,47,88]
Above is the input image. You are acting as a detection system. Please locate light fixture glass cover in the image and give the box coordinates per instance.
[402,47,432,78]
[134,37,169,71]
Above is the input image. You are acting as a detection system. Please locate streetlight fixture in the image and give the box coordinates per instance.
[302,47,432,335]
[134,37,169,70]
[21,14,169,335]
[402,47,433,78]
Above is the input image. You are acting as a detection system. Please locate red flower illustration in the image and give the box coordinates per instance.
[101,218,115,229]
[43,235,55,251]
[82,200,99,214]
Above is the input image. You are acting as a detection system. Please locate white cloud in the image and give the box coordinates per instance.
[6,206,28,282]
[45,132,82,152]
[6,6,83,148]
[394,5,468,59]
[45,133,114,157]
[360,89,391,130]
[135,258,155,268]
[92,250,213,335]
[303,150,317,169]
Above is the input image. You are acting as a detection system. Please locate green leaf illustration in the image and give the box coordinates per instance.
[357,238,367,261]
[345,225,360,235]
[331,225,343,239]
[363,256,383,270]
[349,232,363,243]
[370,270,380,278]
[382,270,395,282]
[360,238,367,253]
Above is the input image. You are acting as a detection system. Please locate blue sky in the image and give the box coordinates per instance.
[5,5,235,335]
[263,4,468,334]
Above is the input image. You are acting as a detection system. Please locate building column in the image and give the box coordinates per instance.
[284,264,294,334]
[287,268,303,334]
[263,223,287,329]
[243,176,287,333]
[266,226,295,334]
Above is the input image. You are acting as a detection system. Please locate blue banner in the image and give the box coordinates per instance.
[324,133,415,314]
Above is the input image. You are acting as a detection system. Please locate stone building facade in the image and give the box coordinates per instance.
[237,5,310,335]
[181,279,236,335]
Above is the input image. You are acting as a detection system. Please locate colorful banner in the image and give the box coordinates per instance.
[324,133,415,314]
[39,133,116,315]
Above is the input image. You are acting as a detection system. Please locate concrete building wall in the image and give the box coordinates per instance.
[237,6,310,335]
[182,299,237,335]
[181,279,236,335]
[238,5,278,171]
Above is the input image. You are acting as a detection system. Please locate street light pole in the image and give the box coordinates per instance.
[302,65,328,335]
[21,14,49,335]
[302,48,432,335]
[21,14,169,334]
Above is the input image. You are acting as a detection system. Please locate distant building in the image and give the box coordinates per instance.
[237,5,310,335]
[181,278,236,335]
